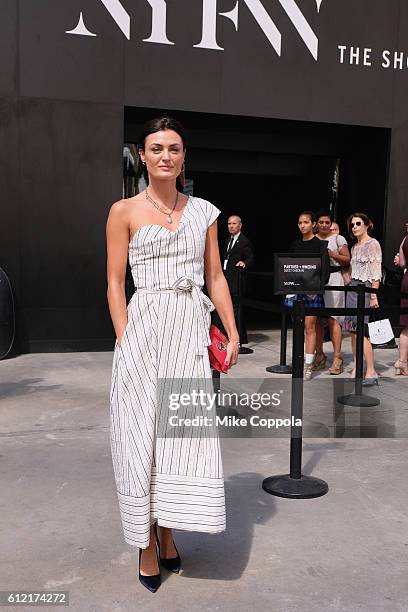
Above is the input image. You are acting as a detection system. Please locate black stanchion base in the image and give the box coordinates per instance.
[262,474,329,499]
[337,393,380,407]
[239,346,254,354]
[266,364,292,374]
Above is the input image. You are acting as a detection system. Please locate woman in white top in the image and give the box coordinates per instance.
[343,213,382,385]
[315,212,350,375]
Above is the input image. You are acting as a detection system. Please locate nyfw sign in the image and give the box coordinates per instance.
[66,0,324,60]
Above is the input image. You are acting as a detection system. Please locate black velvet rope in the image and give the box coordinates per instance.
[239,269,408,315]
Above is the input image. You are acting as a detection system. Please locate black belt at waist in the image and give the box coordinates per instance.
[330,265,342,274]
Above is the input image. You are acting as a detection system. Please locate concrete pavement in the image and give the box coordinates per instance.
[1,331,407,611]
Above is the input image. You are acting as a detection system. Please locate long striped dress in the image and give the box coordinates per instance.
[109,196,226,549]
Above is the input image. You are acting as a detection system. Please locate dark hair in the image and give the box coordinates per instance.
[316,209,333,222]
[298,210,316,223]
[137,116,187,190]
[138,116,186,151]
[347,212,374,238]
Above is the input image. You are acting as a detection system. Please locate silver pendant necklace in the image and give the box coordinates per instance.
[145,189,179,224]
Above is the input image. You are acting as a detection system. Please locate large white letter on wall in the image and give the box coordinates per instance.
[143,0,174,45]
[194,0,239,51]
[66,0,130,38]
[277,0,319,60]
[97,0,130,38]
[242,0,282,55]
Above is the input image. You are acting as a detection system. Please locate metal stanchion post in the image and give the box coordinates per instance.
[262,299,329,498]
[212,368,221,387]
[338,284,380,407]
[266,299,292,374]
[355,284,365,397]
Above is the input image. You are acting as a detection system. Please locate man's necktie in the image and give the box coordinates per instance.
[226,237,234,257]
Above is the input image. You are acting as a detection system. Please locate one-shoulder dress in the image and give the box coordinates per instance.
[109,196,226,549]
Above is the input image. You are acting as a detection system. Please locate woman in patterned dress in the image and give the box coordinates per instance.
[343,213,382,385]
[106,117,240,592]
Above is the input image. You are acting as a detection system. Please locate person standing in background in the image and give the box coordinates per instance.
[314,211,350,375]
[393,219,408,375]
[285,211,330,380]
[343,213,382,386]
[330,222,340,236]
[217,215,254,354]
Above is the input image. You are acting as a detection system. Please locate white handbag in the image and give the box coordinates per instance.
[368,318,394,344]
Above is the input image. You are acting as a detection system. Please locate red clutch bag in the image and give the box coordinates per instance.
[208,324,229,374]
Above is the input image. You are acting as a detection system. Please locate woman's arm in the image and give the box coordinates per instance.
[106,200,130,345]
[368,240,382,308]
[204,221,240,367]
[369,279,380,308]
[328,244,351,266]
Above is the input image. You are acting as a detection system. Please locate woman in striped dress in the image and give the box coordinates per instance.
[106,117,240,593]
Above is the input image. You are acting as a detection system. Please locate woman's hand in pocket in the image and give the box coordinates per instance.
[117,324,127,347]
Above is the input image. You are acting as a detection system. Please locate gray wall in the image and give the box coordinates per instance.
[17,1,406,126]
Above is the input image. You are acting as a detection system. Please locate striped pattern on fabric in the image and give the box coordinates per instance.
[109,196,226,548]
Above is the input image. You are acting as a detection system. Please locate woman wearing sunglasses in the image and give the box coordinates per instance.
[343,213,382,385]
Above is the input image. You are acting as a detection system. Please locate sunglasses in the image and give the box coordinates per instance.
[351,221,362,228]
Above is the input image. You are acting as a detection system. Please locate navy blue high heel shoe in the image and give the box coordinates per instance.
[138,543,161,593]
[154,523,182,573]
[362,377,379,387]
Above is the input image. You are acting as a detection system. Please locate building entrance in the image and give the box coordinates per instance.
[125,107,390,308]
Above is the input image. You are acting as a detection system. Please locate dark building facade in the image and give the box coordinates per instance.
[1,1,407,351]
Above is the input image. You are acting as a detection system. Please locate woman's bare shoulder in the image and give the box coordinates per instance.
[109,194,144,216]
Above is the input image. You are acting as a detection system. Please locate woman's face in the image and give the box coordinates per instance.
[140,129,185,183]
[351,216,368,239]
[298,214,315,236]
[330,222,340,235]
[317,216,332,236]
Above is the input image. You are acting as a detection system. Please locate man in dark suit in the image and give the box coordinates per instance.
[218,215,254,354]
